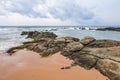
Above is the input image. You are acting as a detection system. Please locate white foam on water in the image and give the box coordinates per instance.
[0,42,20,52]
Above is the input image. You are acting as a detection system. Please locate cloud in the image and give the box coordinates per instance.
[0,0,120,25]
[0,13,75,26]
[0,0,47,17]
[0,0,95,24]
[48,0,94,21]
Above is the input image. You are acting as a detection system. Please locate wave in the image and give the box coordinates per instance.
[0,26,120,51]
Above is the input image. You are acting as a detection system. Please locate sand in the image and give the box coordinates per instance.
[0,49,108,80]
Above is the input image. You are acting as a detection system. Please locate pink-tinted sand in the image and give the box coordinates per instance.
[0,50,108,80]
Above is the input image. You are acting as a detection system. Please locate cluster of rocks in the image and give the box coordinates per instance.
[7,31,120,80]
[61,37,120,80]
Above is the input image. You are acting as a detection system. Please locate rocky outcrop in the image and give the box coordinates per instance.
[96,27,120,32]
[7,31,120,80]
[8,31,80,56]
[61,40,120,80]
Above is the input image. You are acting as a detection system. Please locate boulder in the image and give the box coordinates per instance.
[61,42,84,57]
[74,54,98,70]
[80,36,96,45]
[64,42,84,51]
[95,59,120,80]
[63,36,80,43]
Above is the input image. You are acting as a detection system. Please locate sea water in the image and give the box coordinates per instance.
[0,26,120,52]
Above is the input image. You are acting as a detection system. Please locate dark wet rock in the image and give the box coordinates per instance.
[7,46,25,54]
[61,62,77,70]
[21,31,57,40]
[96,27,120,32]
[21,31,39,39]
[35,32,57,40]
[61,66,71,69]
[74,54,98,70]
[21,31,29,35]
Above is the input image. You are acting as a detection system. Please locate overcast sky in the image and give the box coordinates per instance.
[0,0,120,26]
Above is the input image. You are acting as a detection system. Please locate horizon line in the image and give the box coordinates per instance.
[0,25,120,27]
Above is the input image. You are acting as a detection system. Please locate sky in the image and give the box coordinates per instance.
[0,0,120,26]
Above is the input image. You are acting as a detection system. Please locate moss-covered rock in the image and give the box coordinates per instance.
[7,46,24,54]
[21,31,57,40]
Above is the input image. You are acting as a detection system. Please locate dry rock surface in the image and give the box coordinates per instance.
[7,31,120,80]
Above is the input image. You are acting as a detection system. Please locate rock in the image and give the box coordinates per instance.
[74,54,98,70]
[21,31,57,40]
[87,40,120,48]
[35,32,57,40]
[7,46,25,54]
[61,42,84,56]
[63,36,80,43]
[96,27,120,32]
[40,48,59,57]
[21,31,39,39]
[95,59,120,80]
[54,38,66,42]
[80,36,96,45]
[54,39,66,49]
[21,31,30,35]
[64,42,84,51]
[32,44,47,53]
[61,66,71,69]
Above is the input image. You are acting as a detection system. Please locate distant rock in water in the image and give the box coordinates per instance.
[96,27,120,32]
[7,31,120,80]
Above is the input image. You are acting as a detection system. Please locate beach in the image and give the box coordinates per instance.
[0,0,120,79]
[0,49,108,80]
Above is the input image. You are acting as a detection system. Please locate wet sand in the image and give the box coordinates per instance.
[0,49,108,80]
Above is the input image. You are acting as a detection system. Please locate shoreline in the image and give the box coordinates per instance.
[0,49,108,80]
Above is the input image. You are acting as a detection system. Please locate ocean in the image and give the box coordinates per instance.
[0,26,120,52]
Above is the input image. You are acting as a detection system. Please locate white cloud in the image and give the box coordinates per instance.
[0,13,75,26]
[0,0,120,26]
